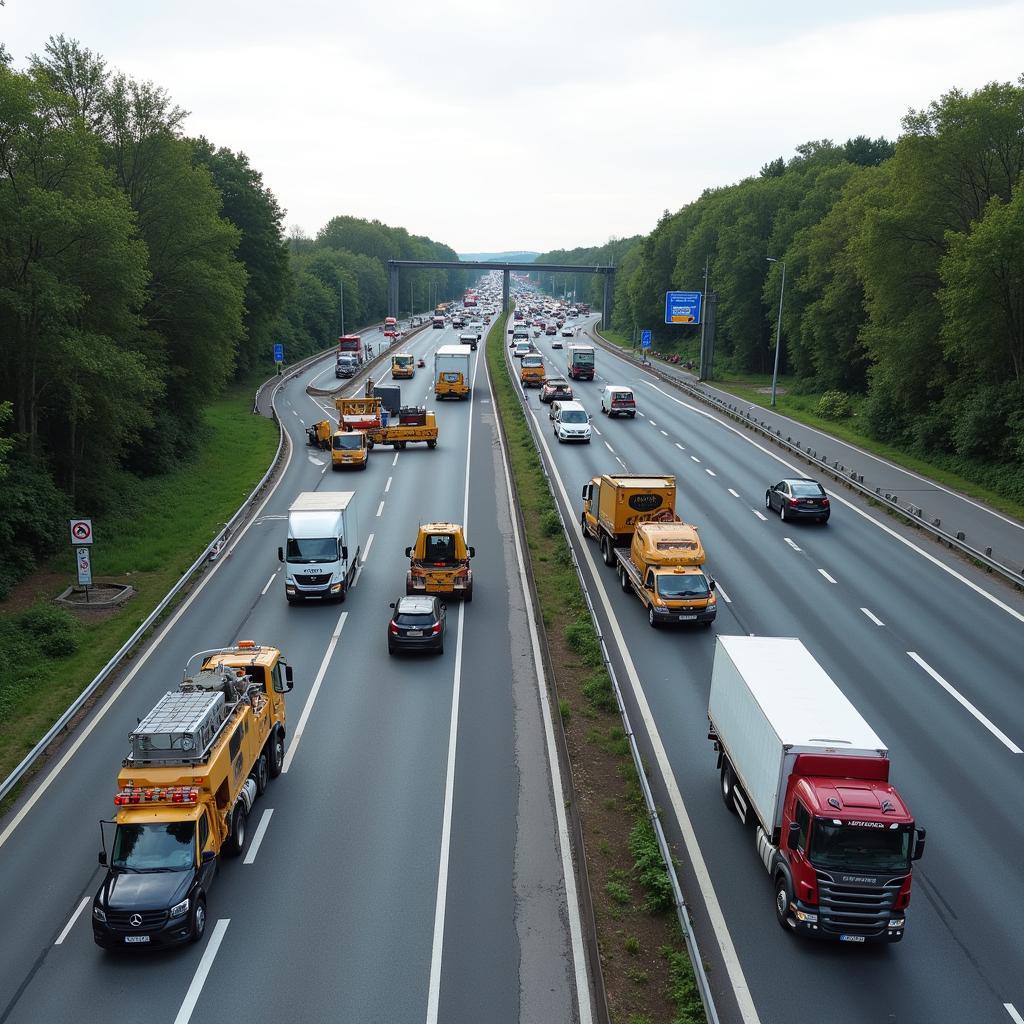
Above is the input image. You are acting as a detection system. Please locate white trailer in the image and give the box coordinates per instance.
[279,492,361,604]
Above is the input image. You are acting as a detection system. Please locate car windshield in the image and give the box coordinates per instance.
[810,820,913,873]
[656,574,709,599]
[561,410,588,424]
[286,537,338,563]
[333,434,362,451]
[112,822,195,871]
[572,352,594,365]
[791,482,824,497]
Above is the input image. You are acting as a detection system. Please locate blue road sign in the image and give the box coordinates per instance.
[664,291,702,325]
[640,330,652,348]
[273,343,284,363]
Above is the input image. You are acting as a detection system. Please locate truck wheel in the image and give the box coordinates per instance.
[251,751,269,796]
[268,731,285,778]
[775,876,795,931]
[225,803,248,858]
[427,440,437,449]
[720,762,735,811]
[190,898,207,943]
[648,606,658,629]
[619,566,629,592]
[465,584,473,603]
[601,537,614,566]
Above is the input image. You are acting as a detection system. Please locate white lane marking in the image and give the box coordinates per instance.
[714,581,732,603]
[376,501,385,517]
[908,652,1023,754]
[320,465,327,475]
[818,569,837,584]
[425,336,483,1024]
[728,488,740,497]
[675,442,685,450]
[1005,1005,1024,1024]
[640,381,1024,624]
[282,611,348,773]
[648,419,657,426]
[690,455,700,463]
[753,510,767,521]
[861,607,885,626]
[393,452,400,466]
[615,457,627,469]
[660,430,669,436]
[260,572,277,597]
[604,441,615,454]
[591,425,602,436]
[0,377,299,853]
[54,897,90,946]
[353,533,374,587]
[705,468,716,477]
[385,476,392,493]
[243,809,273,865]
[784,537,801,551]
[527,392,761,1023]
[487,356,594,1023]
[172,919,230,1024]
[291,409,298,417]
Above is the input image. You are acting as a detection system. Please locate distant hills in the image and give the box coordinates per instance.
[459,251,539,263]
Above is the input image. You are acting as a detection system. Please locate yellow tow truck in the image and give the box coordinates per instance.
[581,474,678,566]
[405,523,475,601]
[391,353,416,379]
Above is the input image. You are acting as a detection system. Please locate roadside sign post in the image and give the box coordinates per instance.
[69,518,94,600]
[640,329,652,364]
[664,291,702,325]
[273,342,284,375]
[77,547,93,588]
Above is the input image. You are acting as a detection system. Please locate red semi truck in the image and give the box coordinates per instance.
[708,636,925,943]
[338,334,364,363]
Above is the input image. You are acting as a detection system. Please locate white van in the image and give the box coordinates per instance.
[551,400,591,444]
[600,385,637,418]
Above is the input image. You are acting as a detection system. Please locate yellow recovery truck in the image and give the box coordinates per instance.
[367,407,438,450]
[405,523,475,601]
[391,352,416,379]
[615,522,717,628]
[581,474,678,566]
[93,641,293,949]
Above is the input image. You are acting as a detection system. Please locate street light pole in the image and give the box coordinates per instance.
[766,257,786,407]
[340,276,345,337]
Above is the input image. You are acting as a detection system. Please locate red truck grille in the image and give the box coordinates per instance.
[815,871,903,936]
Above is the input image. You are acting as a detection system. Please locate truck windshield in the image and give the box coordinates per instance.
[395,356,413,366]
[810,820,913,874]
[656,574,709,599]
[286,537,338,563]
[333,434,363,451]
[112,822,195,871]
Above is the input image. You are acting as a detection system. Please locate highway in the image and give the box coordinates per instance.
[0,321,590,1024]
[508,309,1024,1024]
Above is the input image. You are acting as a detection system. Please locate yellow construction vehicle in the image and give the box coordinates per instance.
[405,523,475,601]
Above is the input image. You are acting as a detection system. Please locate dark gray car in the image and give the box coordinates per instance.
[387,595,447,655]
[765,479,831,523]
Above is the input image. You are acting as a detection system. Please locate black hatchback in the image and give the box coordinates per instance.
[388,596,447,655]
[765,479,830,523]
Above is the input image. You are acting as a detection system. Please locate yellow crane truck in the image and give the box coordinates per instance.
[92,641,293,949]
[366,407,439,450]
[581,474,678,567]
[615,522,718,628]
[405,523,475,601]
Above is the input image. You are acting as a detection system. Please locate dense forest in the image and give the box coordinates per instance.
[0,38,464,597]
[534,77,1024,502]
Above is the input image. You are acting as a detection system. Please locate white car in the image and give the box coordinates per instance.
[552,337,563,349]
[513,341,533,359]
[551,401,591,443]
[561,325,575,337]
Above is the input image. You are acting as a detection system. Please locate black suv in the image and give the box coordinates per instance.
[388,596,447,655]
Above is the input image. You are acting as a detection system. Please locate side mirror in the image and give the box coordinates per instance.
[341,546,348,561]
[389,602,396,609]
[405,546,412,558]
[912,827,927,861]
[467,546,475,558]
[98,851,107,866]
[285,664,294,685]
[788,820,801,849]
[277,546,284,562]
[201,850,216,864]
[709,579,717,591]
[441,602,447,611]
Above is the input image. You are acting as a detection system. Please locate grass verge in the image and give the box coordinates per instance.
[487,313,705,1024]
[0,375,279,792]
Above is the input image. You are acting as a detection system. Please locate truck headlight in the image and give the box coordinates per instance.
[92,905,106,923]
[794,909,818,923]
[330,583,342,594]
[170,898,190,919]
[887,918,905,929]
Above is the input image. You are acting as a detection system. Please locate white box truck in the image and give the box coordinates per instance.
[278,492,361,604]
[708,636,925,943]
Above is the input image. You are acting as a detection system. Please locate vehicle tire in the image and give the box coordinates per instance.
[388,645,396,656]
[780,503,787,523]
[775,875,796,932]
[399,442,407,450]
[601,536,614,566]
[225,803,247,858]
[427,440,437,449]
[190,898,207,944]
[720,761,735,812]
[765,491,772,510]
[648,606,658,629]
[366,437,375,450]
[619,566,630,592]
[629,412,636,419]
[465,585,473,603]
[601,405,607,415]
[360,460,368,470]
[820,514,829,525]
[437,642,444,655]
[268,730,285,779]
[331,463,340,472]
[251,752,269,796]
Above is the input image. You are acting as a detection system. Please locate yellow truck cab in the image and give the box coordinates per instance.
[581,474,678,566]
[306,419,332,450]
[332,428,369,469]
[93,642,293,949]
[392,353,415,379]
[617,522,717,628]
[405,523,475,601]
[520,353,546,387]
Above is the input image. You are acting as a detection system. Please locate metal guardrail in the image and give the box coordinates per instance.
[498,328,720,1024]
[588,329,1024,590]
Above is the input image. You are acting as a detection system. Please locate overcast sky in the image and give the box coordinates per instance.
[4,1,1023,253]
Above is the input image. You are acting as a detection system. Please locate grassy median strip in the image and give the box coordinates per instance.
[0,376,279,791]
[487,313,705,1024]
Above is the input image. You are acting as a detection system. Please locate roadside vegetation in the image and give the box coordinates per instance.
[0,381,277,795]
[487,311,704,1024]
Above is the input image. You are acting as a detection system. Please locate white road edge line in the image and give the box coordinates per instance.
[243,809,273,865]
[1005,1004,1024,1024]
[640,380,1024,625]
[172,918,230,1024]
[525,377,761,1024]
[818,569,837,584]
[54,897,90,946]
[714,581,732,604]
[425,340,482,1024]
[861,607,885,626]
[281,610,348,773]
[260,572,277,597]
[907,652,1022,754]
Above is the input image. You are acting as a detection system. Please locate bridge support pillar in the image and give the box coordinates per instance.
[502,270,510,314]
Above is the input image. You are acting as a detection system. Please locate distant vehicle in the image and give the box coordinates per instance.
[765,479,830,523]
[458,332,479,351]
[540,378,574,404]
[383,318,399,338]
[561,326,575,338]
[513,341,533,359]
[545,324,557,335]
[552,337,563,349]
[601,386,637,418]
[387,595,447,655]
[551,400,591,444]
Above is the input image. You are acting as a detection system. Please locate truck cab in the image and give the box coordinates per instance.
[520,353,545,387]
[391,353,416,378]
[383,317,399,338]
[567,344,595,380]
[405,523,475,601]
[581,474,678,564]
[279,492,360,603]
[331,429,369,470]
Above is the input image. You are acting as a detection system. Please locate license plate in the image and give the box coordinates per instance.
[678,615,696,621]
[839,935,865,943]
[124,935,150,944]
[406,630,422,637]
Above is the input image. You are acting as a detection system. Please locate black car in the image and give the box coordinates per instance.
[388,595,447,654]
[540,378,574,404]
[765,479,830,523]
